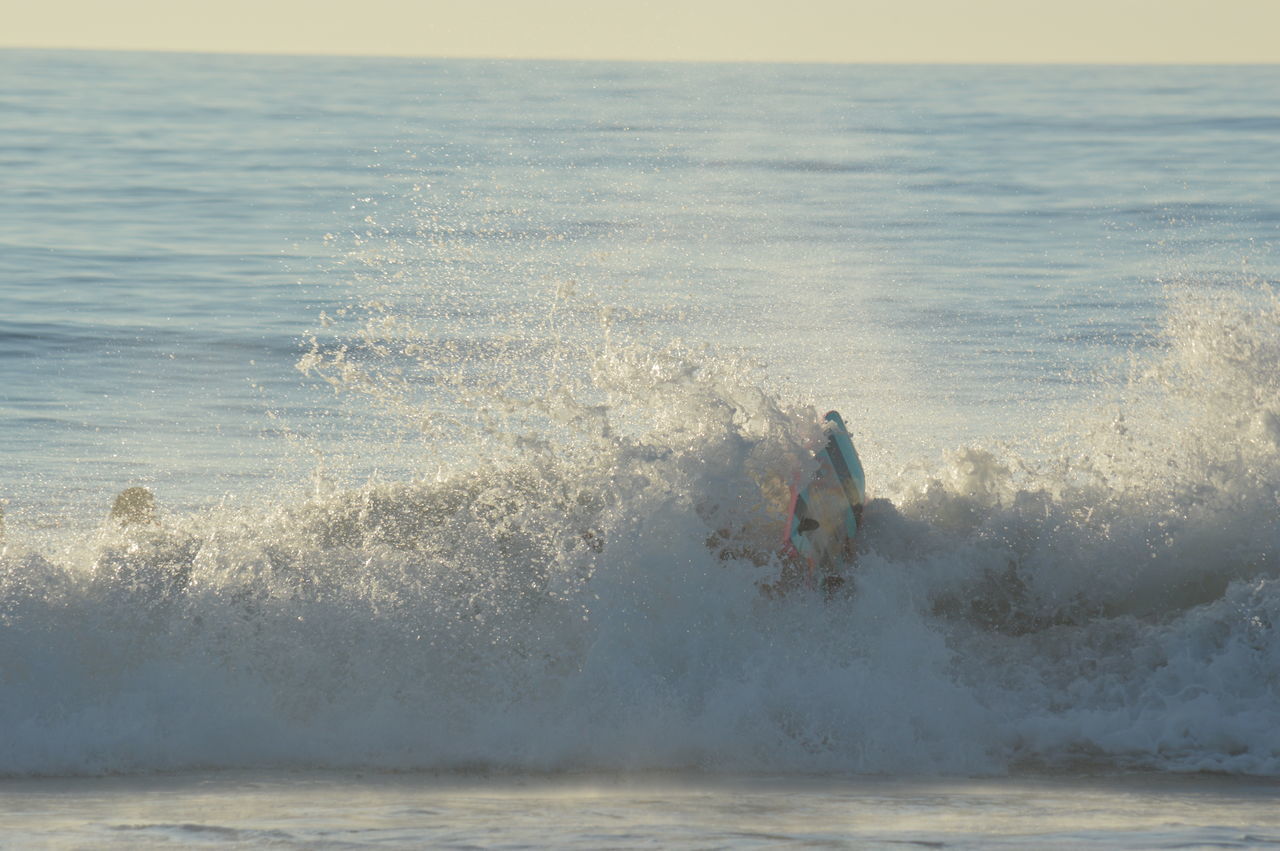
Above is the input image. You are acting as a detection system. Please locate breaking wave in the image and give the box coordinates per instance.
[3,260,1280,777]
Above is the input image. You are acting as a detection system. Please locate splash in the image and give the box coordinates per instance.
[4,191,1280,779]
[878,278,1280,773]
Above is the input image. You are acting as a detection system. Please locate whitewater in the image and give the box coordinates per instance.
[2,51,1279,846]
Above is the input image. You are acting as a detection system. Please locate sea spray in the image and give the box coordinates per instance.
[875,278,1280,772]
[5,249,1280,776]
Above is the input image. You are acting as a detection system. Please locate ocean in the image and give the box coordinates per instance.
[2,49,1279,847]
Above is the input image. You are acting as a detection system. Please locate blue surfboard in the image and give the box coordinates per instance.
[782,410,866,584]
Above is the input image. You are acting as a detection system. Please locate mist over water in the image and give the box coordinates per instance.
[2,52,1279,783]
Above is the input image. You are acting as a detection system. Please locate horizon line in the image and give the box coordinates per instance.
[3,44,1279,67]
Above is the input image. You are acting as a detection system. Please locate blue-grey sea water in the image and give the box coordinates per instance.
[2,50,1280,846]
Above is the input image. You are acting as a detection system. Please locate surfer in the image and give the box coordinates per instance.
[110,486,160,526]
[767,410,866,597]
[708,410,865,598]
[93,487,198,599]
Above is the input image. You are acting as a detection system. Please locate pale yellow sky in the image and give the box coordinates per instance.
[3,0,1278,64]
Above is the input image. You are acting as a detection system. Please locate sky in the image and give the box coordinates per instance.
[2,0,1278,64]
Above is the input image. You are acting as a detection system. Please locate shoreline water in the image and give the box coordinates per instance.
[4,770,1279,848]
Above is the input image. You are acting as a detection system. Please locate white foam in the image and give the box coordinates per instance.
[5,275,1280,777]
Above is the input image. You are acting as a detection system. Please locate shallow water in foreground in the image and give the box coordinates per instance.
[4,771,1280,849]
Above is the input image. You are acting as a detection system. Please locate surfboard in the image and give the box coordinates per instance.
[782,410,866,585]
